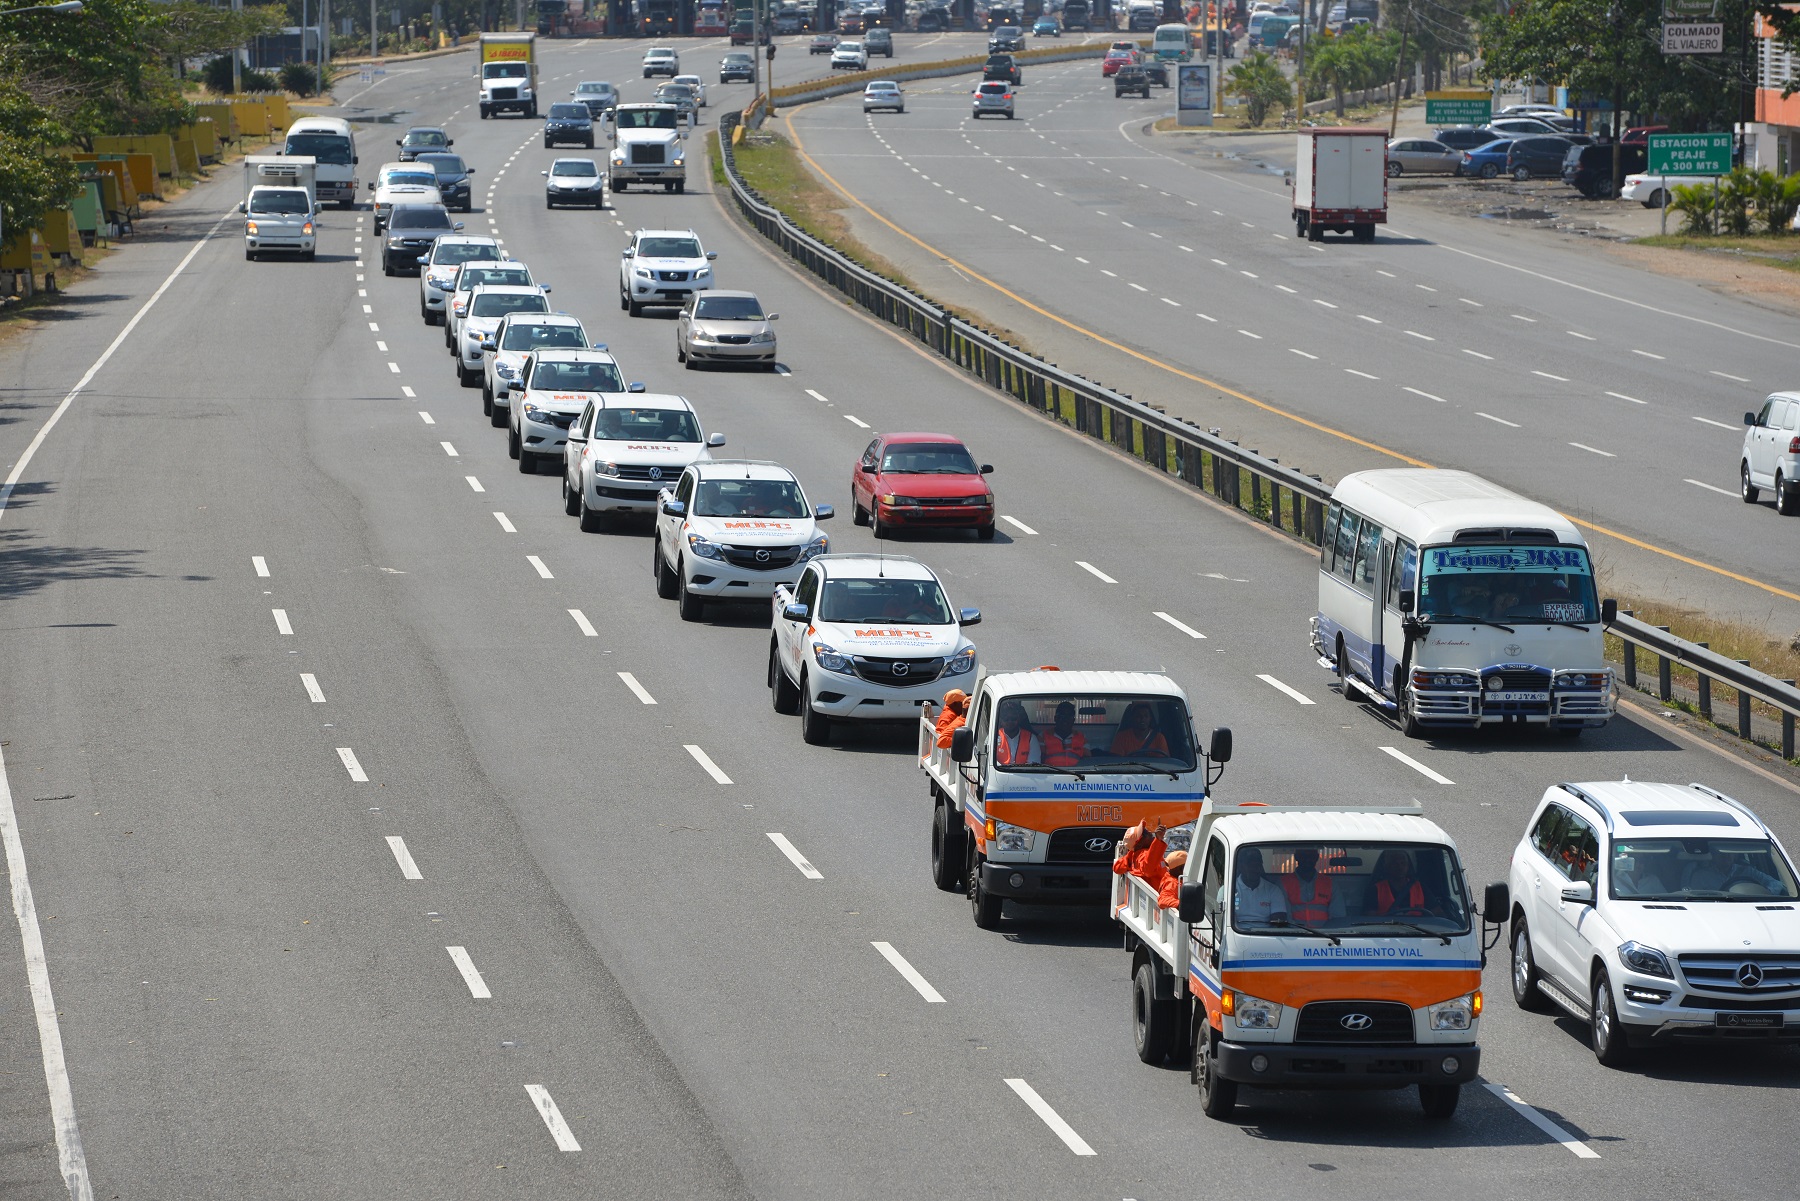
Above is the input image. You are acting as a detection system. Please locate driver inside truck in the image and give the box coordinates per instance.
[1368,848,1428,916]
[1232,848,1288,925]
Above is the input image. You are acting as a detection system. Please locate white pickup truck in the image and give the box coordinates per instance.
[922,669,1230,929]
[653,459,832,621]
[1115,798,1502,1119]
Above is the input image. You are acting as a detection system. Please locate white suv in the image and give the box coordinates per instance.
[653,460,834,621]
[1739,391,1800,514]
[769,555,980,746]
[1504,780,1800,1066]
[643,46,679,77]
[561,394,725,532]
[620,228,715,316]
[445,260,537,352]
[508,349,629,474]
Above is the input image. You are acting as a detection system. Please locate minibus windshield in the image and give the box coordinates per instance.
[1418,544,1598,625]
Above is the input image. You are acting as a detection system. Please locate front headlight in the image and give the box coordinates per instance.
[598,462,621,477]
[633,267,652,278]
[521,403,559,424]
[686,533,724,560]
[1427,991,1480,1032]
[798,534,829,562]
[1619,941,1674,979]
[994,822,1034,853]
[1226,990,1283,1030]
[302,221,314,235]
[1414,670,1477,690]
[245,221,259,234]
[694,264,711,276]
[750,330,776,343]
[495,363,518,379]
[690,330,716,343]
[672,156,685,167]
[1162,821,1196,854]
[812,643,855,675]
[427,272,456,288]
[945,646,976,676]
[611,152,625,164]
[880,493,919,507]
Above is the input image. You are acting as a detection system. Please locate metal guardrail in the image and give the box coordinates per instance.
[714,109,1800,764]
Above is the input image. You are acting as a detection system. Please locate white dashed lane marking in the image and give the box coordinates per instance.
[872,942,946,1003]
[386,836,424,880]
[1380,745,1454,785]
[1153,611,1205,639]
[767,832,823,879]
[1076,561,1118,584]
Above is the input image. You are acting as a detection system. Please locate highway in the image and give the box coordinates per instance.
[784,60,1800,626]
[0,31,1796,1200]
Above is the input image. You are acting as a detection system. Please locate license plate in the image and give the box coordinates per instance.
[1488,691,1549,703]
[1716,1012,1783,1029]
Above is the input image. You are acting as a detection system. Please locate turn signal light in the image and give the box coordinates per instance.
[1471,990,1484,1017]
[984,817,997,840]
[1221,990,1236,1016]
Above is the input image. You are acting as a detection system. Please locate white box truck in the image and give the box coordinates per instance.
[479,32,539,118]
[1292,127,1387,242]
[240,155,319,261]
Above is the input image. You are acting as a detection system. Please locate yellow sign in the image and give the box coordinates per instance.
[484,43,530,61]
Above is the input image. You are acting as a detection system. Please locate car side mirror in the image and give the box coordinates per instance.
[707,432,727,447]
[950,725,975,763]
[1746,411,1758,426]
[767,313,779,321]
[1178,882,1206,923]
[1209,727,1233,763]
[1399,589,1415,614]
[593,342,608,350]
[782,602,810,623]
[1483,881,1510,921]
[628,382,646,393]
[814,503,834,521]
[1601,597,1617,625]
[1561,880,1594,906]
[453,223,465,231]
[706,252,718,260]
[979,464,994,474]
[396,139,403,145]
[447,139,454,147]
[237,201,247,213]
[661,499,685,517]
[367,181,376,190]
[541,170,549,176]
[540,285,552,293]
[480,339,496,351]
[958,607,982,627]
[567,435,586,445]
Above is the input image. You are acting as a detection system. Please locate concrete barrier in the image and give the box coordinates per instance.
[195,103,242,145]
[766,42,1110,110]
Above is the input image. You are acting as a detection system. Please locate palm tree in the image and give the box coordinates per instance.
[1227,51,1291,127]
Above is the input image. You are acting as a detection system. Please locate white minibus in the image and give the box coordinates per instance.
[1151,22,1193,62]
[1311,469,1617,738]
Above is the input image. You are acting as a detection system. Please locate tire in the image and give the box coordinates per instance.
[490,396,508,428]
[967,842,1002,928]
[656,541,679,598]
[800,673,833,745]
[1646,189,1666,208]
[383,258,395,277]
[976,524,996,541]
[676,337,687,363]
[1513,166,1532,182]
[1419,1083,1461,1119]
[246,250,256,261]
[545,198,554,209]
[507,425,521,460]
[620,288,630,312]
[930,800,965,891]
[770,639,801,713]
[578,489,608,533]
[1337,642,1359,704]
[675,181,685,194]
[871,506,890,540]
[1355,224,1374,243]
[1511,921,1553,1011]
[563,472,581,516]
[1742,461,1761,504]
[1590,968,1637,1067]
[1386,160,1402,178]
[852,500,869,526]
[1307,220,1323,242]
[1132,959,1176,1065]
[1479,163,1499,179]
[677,568,705,622]
[482,384,494,415]
[1398,659,1425,739]
[613,179,626,193]
[544,139,553,149]
[628,298,643,317]
[518,449,537,475]
[302,250,315,262]
[458,362,479,388]
[1779,472,1799,516]
[1195,1031,1237,1119]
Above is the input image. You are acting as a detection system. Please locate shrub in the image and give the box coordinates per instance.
[1753,169,1800,235]
[279,61,322,97]
[1717,166,1757,237]
[1668,181,1715,236]
[1227,51,1291,127]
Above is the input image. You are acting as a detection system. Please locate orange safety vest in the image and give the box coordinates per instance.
[996,727,1034,765]
[1110,728,1168,757]
[1281,874,1333,923]
[1375,878,1425,914]
[1042,731,1086,767]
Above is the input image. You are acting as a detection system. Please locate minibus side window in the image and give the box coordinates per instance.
[1321,504,1341,571]
[1332,512,1361,583]
[1386,540,1417,608]
[1351,519,1382,593]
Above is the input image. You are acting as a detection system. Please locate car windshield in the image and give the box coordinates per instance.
[694,295,764,320]
[867,82,898,92]
[880,443,978,474]
[1417,544,1599,624]
[1610,837,1800,901]
[819,577,953,624]
[723,54,751,63]
[576,82,613,94]
[657,85,693,99]
[638,237,702,258]
[549,104,589,119]
[385,171,438,189]
[592,407,702,441]
[693,478,810,518]
[433,243,498,265]
[484,63,528,78]
[990,694,1197,774]
[552,160,598,176]
[248,190,310,214]
[470,293,549,317]
[648,47,675,57]
[526,359,623,392]
[388,208,453,230]
[417,154,465,174]
[617,107,679,130]
[501,322,585,350]
[1229,842,1472,935]
[283,133,352,165]
[404,130,448,147]
[459,267,530,291]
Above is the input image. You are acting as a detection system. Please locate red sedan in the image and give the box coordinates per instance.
[1102,48,1137,77]
[851,432,996,540]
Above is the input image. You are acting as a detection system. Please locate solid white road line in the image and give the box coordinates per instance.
[685,744,733,784]
[336,748,369,783]
[1004,1079,1095,1156]
[1568,442,1616,458]
[1238,330,1262,339]
[440,442,459,457]
[1631,349,1664,360]
[1459,297,1482,306]
[1476,413,1521,428]
[1512,314,1537,322]
[568,609,598,637]
[1691,416,1737,431]
[1379,745,1454,785]
[1357,315,1382,324]
[493,512,516,533]
[300,673,326,703]
[1482,1084,1601,1158]
[1568,331,1596,340]
[1461,349,1494,360]
[1257,674,1315,705]
[844,414,871,428]
[465,476,484,492]
[272,609,293,636]
[618,672,657,705]
[1314,299,1337,308]
[1686,478,1737,497]
[766,832,823,879]
[1404,330,1434,341]
[419,412,434,425]
[1000,515,1038,536]
[524,1085,582,1152]
[526,555,554,579]
[1076,561,1117,584]
[872,941,946,1003]
[1404,387,1448,403]
[0,748,94,1200]
[1606,391,1647,405]
[446,946,492,999]
[1153,611,1205,639]
[252,556,270,577]
[386,836,423,880]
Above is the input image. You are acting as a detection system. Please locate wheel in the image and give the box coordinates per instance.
[527,102,537,118]
[1742,461,1761,504]
[1778,472,1799,516]
[967,842,1002,928]
[1355,224,1374,243]
[677,568,705,621]
[1337,642,1359,704]
[480,106,490,119]
[482,384,494,415]
[545,198,554,209]
[302,250,315,262]
[628,298,643,317]
[656,541,679,598]
[930,800,965,891]
[852,500,869,526]
[420,299,432,322]
[976,524,995,541]
[383,258,395,276]
[1398,661,1425,739]
[1590,968,1637,1067]
[1195,1030,1238,1118]
[563,472,581,516]
[1386,160,1402,177]
[799,673,833,745]
[1513,166,1532,181]
[1646,188,1666,208]
[620,288,630,312]
[246,249,256,261]
[507,425,521,460]
[1419,1083,1461,1119]
[675,181,685,194]
[544,139,553,149]
[1132,959,1176,1065]
[490,396,508,428]
[518,449,536,475]
[871,506,889,540]
[1479,163,1499,179]
[1511,921,1553,1011]
[458,362,479,388]
[1307,220,1323,242]
[676,337,687,363]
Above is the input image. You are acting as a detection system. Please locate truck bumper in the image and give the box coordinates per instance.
[316,181,356,204]
[977,860,1113,905]
[1216,1040,1480,1087]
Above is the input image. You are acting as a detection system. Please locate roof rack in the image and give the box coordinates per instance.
[1559,783,1614,831]
[1687,783,1769,834]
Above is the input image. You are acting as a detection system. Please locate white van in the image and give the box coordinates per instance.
[283,116,359,208]
[1311,469,1617,738]
[1151,22,1193,62]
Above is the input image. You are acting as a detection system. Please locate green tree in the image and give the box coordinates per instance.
[0,74,83,245]
[1228,51,1292,127]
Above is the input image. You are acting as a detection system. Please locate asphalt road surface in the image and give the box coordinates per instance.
[0,32,1797,1201]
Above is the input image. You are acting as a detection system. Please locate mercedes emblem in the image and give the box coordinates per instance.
[1339,1013,1374,1032]
[1738,962,1766,988]
[1085,836,1114,854]
[891,662,910,677]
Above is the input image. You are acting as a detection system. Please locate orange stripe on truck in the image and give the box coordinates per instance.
[1225,967,1480,1010]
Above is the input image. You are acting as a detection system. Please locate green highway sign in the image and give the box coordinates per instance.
[1424,92,1491,126]
[1647,131,1732,175]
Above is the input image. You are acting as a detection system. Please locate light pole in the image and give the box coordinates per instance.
[0,1,84,13]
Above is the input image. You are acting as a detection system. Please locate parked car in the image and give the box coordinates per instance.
[1386,137,1461,176]
[1434,126,1505,152]
[1741,391,1800,512]
[1507,135,1577,180]
[1459,138,1516,179]
[1621,124,1668,146]
[1620,170,1718,208]
[1563,142,1648,197]
[1485,117,1568,137]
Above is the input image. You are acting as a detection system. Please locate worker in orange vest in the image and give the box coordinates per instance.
[1109,701,1169,758]
[935,689,969,748]
[1113,821,1170,888]
[1280,847,1333,923]
[1156,849,1188,911]
[1370,848,1427,915]
[995,700,1039,765]
[1041,701,1088,767]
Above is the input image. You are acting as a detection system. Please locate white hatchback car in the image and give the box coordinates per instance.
[561,394,726,532]
[653,460,834,620]
[619,228,716,316]
[1740,390,1800,514]
[509,349,629,474]
[1504,780,1800,1066]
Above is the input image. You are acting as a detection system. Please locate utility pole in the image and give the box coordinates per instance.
[1294,0,1306,125]
[232,0,242,92]
[370,0,377,57]
[1387,0,1410,138]
[321,0,330,79]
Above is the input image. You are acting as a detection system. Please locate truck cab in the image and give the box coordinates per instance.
[607,104,687,194]
[240,185,317,262]
[922,669,1229,929]
[479,32,539,118]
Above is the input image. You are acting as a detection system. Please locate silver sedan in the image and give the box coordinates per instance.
[863,81,905,113]
[1386,138,1462,177]
[675,290,779,370]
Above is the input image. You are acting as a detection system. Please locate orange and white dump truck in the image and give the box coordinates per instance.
[919,668,1232,929]
[1114,800,1506,1120]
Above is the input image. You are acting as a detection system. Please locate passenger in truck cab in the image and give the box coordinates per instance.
[878,581,939,623]
[1042,701,1088,766]
[1108,701,1168,758]
[1233,848,1288,924]
[1280,848,1334,923]
[935,689,968,747]
[995,701,1040,764]
[1369,849,1428,916]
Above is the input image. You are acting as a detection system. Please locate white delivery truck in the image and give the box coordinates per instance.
[1114,798,1506,1119]
[282,116,358,208]
[1311,469,1617,738]
[244,155,317,207]
[479,32,539,118]
[1292,126,1387,242]
[922,668,1231,929]
[239,157,318,261]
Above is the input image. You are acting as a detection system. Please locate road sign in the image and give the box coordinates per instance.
[1424,91,1491,126]
[1663,22,1723,53]
[1647,131,1732,175]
